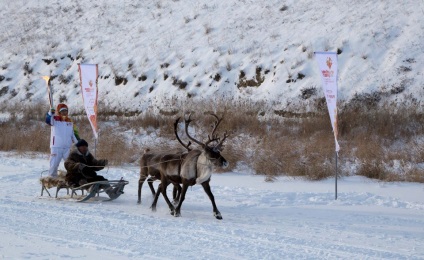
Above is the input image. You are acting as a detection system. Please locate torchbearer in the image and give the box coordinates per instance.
[45,103,80,177]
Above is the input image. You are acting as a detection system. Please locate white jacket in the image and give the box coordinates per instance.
[46,112,78,148]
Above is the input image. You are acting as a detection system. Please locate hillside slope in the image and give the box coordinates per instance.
[1,0,423,113]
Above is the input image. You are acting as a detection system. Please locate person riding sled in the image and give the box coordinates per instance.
[64,139,122,199]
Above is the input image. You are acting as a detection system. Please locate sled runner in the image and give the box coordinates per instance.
[71,178,129,202]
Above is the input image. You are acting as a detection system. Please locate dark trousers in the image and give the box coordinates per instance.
[66,167,108,187]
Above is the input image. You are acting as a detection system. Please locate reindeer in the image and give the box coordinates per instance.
[156,113,229,219]
[137,118,191,205]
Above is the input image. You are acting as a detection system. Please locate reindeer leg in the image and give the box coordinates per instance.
[160,178,176,215]
[172,185,177,202]
[201,181,222,220]
[172,183,181,204]
[151,183,163,212]
[174,183,189,217]
[138,176,146,204]
[147,177,156,196]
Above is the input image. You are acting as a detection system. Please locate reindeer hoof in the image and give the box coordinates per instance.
[214,212,223,220]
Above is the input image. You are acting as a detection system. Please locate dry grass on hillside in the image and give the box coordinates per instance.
[1,99,423,182]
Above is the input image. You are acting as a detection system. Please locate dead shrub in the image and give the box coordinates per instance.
[115,76,128,85]
[95,127,140,164]
[356,161,387,180]
[237,67,265,88]
[0,98,423,183]
[404,168,424,183]
[247,127,335,180]
[300,87,316,99]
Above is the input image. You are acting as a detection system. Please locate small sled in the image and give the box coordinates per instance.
[71,178,129,202]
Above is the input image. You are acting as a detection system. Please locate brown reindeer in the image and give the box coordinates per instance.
[137,118,191,205]
[156,113,229,219]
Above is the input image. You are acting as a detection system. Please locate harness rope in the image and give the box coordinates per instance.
[41,154,218,179]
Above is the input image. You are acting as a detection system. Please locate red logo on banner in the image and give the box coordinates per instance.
[321,57,335,77]
[326,57,333,69]
[321,70,334,77]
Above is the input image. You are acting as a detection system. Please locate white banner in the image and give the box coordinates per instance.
[78,64,99,139]
[315,52,340,152]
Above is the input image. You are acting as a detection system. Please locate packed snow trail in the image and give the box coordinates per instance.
[0,152,423,259]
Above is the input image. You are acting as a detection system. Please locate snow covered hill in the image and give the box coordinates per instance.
[1,0,423,113]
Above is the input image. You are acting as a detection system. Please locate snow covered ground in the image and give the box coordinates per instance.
[1,151,423,259]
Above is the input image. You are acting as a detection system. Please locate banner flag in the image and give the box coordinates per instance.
[78,64,99,139]
[42,76,53,109]
[315,52,340,152]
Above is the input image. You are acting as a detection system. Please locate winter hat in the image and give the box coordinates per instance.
[75,139,88,147]
[57,103,68,112]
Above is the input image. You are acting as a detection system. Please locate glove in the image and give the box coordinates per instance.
[50,108,55,114]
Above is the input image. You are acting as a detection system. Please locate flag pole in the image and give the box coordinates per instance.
[94,138,97,157]
[335,151,338,200]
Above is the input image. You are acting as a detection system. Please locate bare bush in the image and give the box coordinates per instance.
[0,99,423,182]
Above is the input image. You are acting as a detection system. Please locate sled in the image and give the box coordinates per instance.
[71,178,129,202]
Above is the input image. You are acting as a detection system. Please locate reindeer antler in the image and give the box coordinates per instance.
[185,113,229,150]
[214,131,229,151]
[184,113,206,148]
[174,117,192,151]
[209,113,222,137]
[206,113,222,146]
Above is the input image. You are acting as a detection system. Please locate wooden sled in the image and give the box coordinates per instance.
[71,178,129,202]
